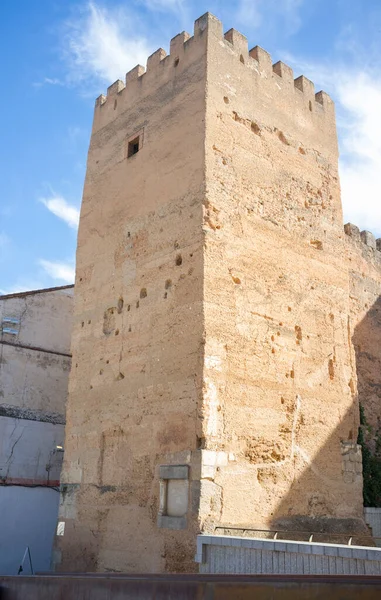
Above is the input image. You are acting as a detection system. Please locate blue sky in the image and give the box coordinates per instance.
[1,0,381,293]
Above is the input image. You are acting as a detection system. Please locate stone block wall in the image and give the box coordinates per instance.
[57,12,381,574]
[196,535,381,575]
[200,19,363,534]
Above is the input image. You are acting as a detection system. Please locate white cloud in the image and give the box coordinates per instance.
[140,0,184,10]
[62,2,152,86]
[43,77,65,86]
[235,0,304,34]
[0,278,45,296]
[280,54,381,237]
[336,73,381,236]
[32,77,65,88]
[40,195,80,229]
[39,259,75,283]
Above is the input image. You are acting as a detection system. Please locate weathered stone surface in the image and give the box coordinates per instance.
[57,12,381,574]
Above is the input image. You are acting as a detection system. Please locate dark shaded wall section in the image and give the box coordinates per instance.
[266,226,381,536]
[345,225,381,507]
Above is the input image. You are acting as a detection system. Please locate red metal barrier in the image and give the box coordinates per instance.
[1,574,381,599]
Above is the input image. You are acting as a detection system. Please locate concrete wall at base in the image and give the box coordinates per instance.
[0,486,60,575]
[196,535,381,575]
[365,508,381,547]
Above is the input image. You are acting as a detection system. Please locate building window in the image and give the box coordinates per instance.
[127,129,144,159]
[128,136,140,157]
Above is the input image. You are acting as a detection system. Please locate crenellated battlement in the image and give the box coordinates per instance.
[93,12,333,135]
[345,223,381,263]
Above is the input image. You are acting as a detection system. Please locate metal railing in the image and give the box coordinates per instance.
[214,525,381,547]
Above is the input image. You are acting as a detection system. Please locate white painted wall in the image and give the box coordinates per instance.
[0,287,73,574]
[0,486,59,575]
[0,287,73,355]
[0,416,64,483]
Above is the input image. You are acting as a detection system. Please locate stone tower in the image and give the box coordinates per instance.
[55,13,366,573]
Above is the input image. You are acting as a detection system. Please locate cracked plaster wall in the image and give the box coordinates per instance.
[0,288,72,574]
[0,288,73,421]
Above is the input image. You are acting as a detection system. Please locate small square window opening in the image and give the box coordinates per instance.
[128,136,140,158]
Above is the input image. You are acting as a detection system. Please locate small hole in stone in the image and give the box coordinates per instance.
[115,329,119,336]
[251,121,260,135]
[106,360,109,364]
[136,300,139,308]
[117,297,124,313]
[281,397,285,404]
[310,239,323,250]
[81,322,84,328]
[117,372,125,380]
[164,292,168,299]
[174,57,180,67]
[99,369,103,375]
[114,99,117,110]
[196,436,205,449]
[240,54,245,64]
[79,277,83,282]
[165,279,172,289]
[127,232,130,237]
[278,131,290,146]
[127,305,131,311]
[224,96,229,104]
[140,288,147,299]
[309,100,312,111]
[129,325,132,332]
[88,320,91,324]
[176,254,182,266]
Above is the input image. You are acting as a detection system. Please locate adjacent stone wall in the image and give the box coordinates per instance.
[201,21,362,534]
[364,508,381,547]
[345,225,381,507]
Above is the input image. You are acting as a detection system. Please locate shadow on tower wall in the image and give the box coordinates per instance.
[353,294,381,507]
[267,294,381,544]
